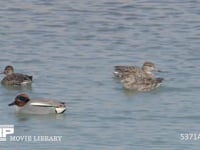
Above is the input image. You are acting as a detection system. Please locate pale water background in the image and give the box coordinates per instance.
[0,0,200,149]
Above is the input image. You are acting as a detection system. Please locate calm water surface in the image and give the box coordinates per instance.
[0,0,200,149]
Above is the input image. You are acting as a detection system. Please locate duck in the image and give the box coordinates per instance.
[113,62,159,80]
[8,94,66,114]
[1,65,32,86]
[121,74,164,91]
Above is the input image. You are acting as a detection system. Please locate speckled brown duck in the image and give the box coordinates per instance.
[113,62,158,80]
[121,75,164,92]
[1,65,32,86]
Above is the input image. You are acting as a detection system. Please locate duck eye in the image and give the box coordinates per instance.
[18,96,29,102]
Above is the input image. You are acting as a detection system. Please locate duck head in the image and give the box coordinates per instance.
[142,62,160,74]
[8,94,30,107]
[2,65,15,75]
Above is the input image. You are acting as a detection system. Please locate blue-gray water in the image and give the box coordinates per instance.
[0,0,200,149]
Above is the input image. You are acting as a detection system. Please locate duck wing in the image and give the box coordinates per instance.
[30,99,65,108]
[114,66,144,79]
[2,73,32,85]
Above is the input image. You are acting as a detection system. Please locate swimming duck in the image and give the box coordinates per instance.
[121,75,163,91]
[113,62,159,80]
[8,94,66,114]
[1,65,32,86]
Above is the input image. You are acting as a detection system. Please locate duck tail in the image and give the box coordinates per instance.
[28,76,33,81]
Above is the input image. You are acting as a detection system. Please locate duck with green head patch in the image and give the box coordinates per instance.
[8,94,66,114]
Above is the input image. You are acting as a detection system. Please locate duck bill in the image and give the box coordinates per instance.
[157,69,168,73]
[157,69,162,72]
[153,68,164,73]
[8,101,15,106]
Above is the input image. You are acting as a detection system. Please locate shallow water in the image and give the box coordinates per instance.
[0,0,200,149]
